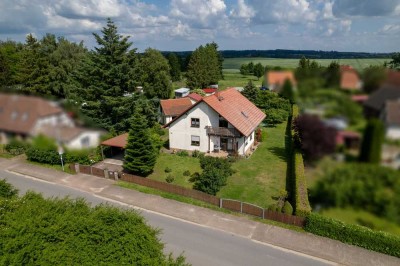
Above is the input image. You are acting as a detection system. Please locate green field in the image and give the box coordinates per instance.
[223,57,389,71]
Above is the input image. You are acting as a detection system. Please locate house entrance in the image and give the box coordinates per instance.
[220,138,233,151]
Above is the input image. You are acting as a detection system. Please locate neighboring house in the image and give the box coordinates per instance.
[202,88,217,96]
[340,65,362,90]
[364,84,400,118]
[186,93,203,104]
[159,98,193,125]
[265,71,297,92]
[381,100,400,140]
[336,130,361,149]
[164,88,266,156]
[174,88,190,98]
[351,94,369,105]
[323,117,348,130]
[0,93,102,149]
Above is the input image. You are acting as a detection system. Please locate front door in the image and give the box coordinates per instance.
[221,138,228,151]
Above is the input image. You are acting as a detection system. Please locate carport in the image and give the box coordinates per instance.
[100,133,128,160]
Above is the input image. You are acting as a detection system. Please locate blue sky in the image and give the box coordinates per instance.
[0,0,399,53]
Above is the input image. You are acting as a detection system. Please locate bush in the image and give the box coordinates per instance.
[64,150,91,165]
[359,119,385,164]
[268,204,281,212]
[26,147,60,165]
[293,151,311,217]
[0,179,18,199]
[4,139,30,155]
[176,150,189,157]
[0,191,187,265]
[183,170,191,176]
[191,150,202,158]
[164,167,172,173]
[189,172,200,182]
[282,201,293,215]
[165,175,174,183]
[305,213,400,258]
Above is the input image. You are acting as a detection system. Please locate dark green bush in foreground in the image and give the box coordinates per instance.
[305,213,400,258]
[0,187,187,265]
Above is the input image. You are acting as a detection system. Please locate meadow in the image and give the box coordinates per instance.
[223,57,389,71]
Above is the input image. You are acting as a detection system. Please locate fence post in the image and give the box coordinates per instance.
[219,198,222,208]
[240,202,243,213]
[104,170,109,179]
[90,166,93,175]
[75,163,79,173]
[262,209,265,219]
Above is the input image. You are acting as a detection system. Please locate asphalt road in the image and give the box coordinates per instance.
[1,170,333,266]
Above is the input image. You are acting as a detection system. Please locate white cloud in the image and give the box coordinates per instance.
[230,0,255,21]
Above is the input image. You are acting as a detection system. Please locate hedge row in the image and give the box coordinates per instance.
[26,148,92,165]
[288,105,311,217]
[305,213,400,258]
[293,150,311,216]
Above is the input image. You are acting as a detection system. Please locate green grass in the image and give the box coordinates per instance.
[0,144,14,159]
[218,71,260,90]
[116,180,303,232]
[26,160,75,174]
[321,208,400,236]
[223,58,389,71]
[148,153,201,187]
[218,124,287,208]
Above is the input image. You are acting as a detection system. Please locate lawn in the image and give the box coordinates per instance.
[320,208,400,236]
[218,71,260,90]
[223,57,389,71]
[149,122,288,208]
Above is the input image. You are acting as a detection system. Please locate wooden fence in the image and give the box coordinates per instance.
[73,163,305,227]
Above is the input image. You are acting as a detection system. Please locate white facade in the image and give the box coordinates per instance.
[387,126,400,140]
[168,102,255,156]
[65,131,103,150]
[32,113,74,135]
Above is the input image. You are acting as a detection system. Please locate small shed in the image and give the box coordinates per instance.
[175,88,190,98]
[100,133,128,159]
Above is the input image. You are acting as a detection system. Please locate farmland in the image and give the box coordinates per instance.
[223,57,389,71]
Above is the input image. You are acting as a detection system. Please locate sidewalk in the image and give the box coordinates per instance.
[1,158,399,266]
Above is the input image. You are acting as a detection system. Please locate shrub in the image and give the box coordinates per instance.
[64,150,91,165]
[189,172,200,182]
[359,119,385,164]
[183,170,191,176]
[267,204,281,212]
[176,150,189,157]
[26,148,60,165]
[4,139,30,155]
[282,201,293,215]
[191,150,202,158]
[293,151,311,217]
[165,175,174,183]
[164,167,172,173]
[305,213,400,258]
[0,179,18,199]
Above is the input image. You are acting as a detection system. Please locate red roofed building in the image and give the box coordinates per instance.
[186,93,203,103]
[164,88,266,156]
[159,98,193,125]
[202,88,217,95]
[340,65,362,90]
[265,71,297,92]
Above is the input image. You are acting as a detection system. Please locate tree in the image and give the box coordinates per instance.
[193,156,234,195]
[324,61,340,87]
[241,80,258,102]
[240,63,249,75]
[0,184,187,265]
[280,79,296,104]
[387,52,400,70]
[293,114,337,161]
[210,42,224,80]
[140,48,172,99]
[362,66,387,93]
[253,63,264,80]
[167,52,181,82]
[186,43,222,89]
[359,119,384,164]
[123,112,157,176]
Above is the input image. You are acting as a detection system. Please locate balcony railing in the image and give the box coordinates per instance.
[206,126,241,138]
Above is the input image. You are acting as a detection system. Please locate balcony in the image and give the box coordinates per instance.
[206,126,241,138]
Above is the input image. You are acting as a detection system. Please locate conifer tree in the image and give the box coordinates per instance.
[241,80,258,103]
[280,79,296,104]
[359,119,385,164]
[167,52,181,82]
[123,112,157,176]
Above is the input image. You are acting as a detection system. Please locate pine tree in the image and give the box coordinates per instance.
[241,80,258,102]
[167,52,181,82]
[359,119,385,164]
[123,112,157,176]
[140,48,172,99]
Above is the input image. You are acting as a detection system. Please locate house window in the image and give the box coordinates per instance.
[191,118,200,128]
[81,136,90,147]
[191,135,200,146]
[219,116,228,127]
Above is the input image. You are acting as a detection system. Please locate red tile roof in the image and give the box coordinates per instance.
[340,66,361,90]
[386,70,400,86]
[351,95,369,102]
[203,88,217,94]
[336,130,361,145]
[187,93,202,102]
[160,98,193,116]
[165,88,266,137]
[266,71,297,86]
[0,93,63,135]
[101,133,128,148]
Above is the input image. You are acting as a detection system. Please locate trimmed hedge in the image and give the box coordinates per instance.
[305,213,400,258]
[287,105,311,217]
[26,148,60,165]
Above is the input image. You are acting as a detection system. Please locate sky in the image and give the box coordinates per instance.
[0,0,399,53]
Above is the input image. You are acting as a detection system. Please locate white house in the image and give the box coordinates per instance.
[382,100,400,140]
[0,93,103,149]
[164,88,266,156]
